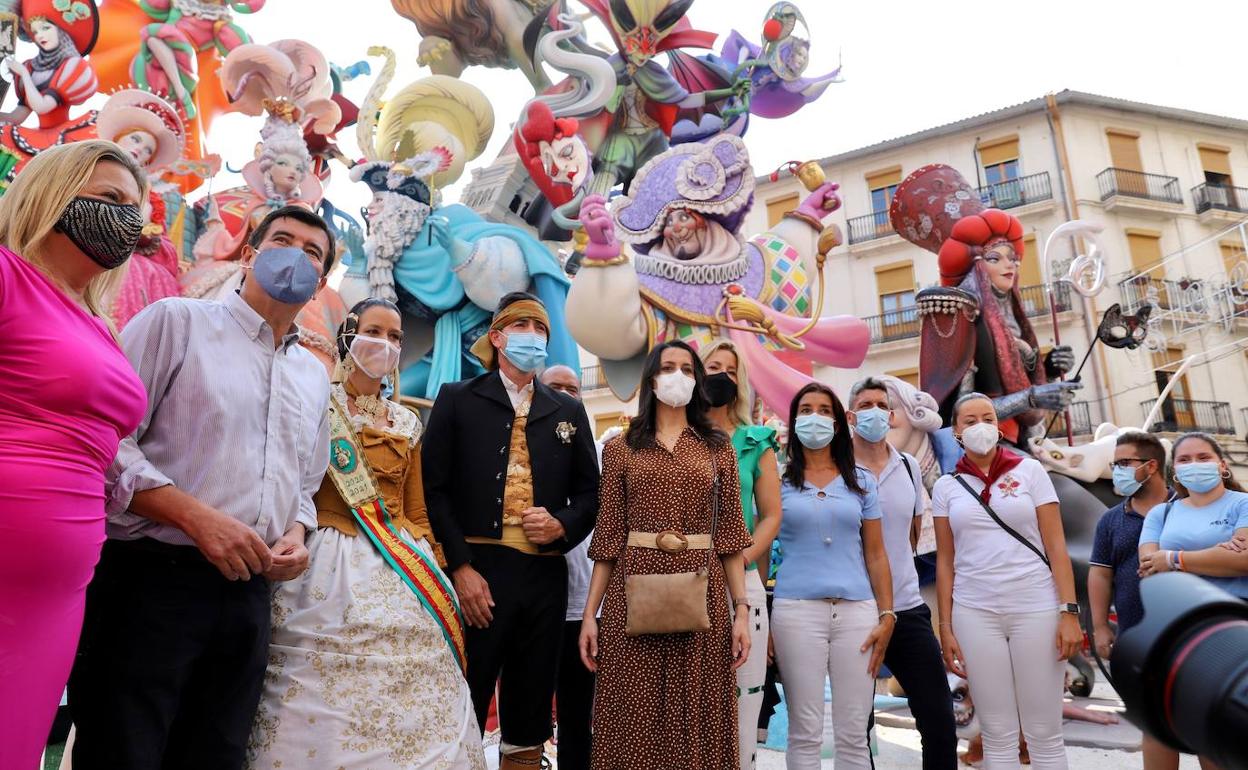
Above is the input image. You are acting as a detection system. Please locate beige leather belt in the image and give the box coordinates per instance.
[627,530,713,554]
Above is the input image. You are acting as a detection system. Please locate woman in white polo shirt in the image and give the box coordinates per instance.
[933,393,1082,770]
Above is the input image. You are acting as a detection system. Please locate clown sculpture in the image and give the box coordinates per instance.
[569,133,869,413]
[340,65,579,401]
[889,164,1080,448]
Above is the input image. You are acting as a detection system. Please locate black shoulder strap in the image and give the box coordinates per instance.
[952,474,1050,569]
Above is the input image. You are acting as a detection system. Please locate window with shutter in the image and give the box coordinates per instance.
[865,166,902,220]
[876,261,917,331]
[765,193,800,228]
[887,367,919,388]
[979,135,1020,186]
[1106,130,1143,172]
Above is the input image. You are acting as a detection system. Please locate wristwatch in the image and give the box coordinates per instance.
[1060,602,1080,616]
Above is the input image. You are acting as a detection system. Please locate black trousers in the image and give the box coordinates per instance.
[881,603,958,770]
[465,543,567,749]
[556,619,595,770]
[68,538,272,770]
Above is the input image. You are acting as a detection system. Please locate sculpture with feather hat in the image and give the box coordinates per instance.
[180,37,346,370]
[890,163,1080,447]
[339,48,578,401]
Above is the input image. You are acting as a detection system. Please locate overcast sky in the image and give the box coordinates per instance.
[186,0,1248,216]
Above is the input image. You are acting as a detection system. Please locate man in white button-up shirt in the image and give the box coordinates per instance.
[70,206,336,770]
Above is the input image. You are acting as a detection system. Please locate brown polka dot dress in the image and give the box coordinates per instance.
[588,428,752,770]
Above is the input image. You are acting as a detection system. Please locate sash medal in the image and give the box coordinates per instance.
[325,400,467,672]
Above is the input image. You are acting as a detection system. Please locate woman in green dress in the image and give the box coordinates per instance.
[701,339,783,770]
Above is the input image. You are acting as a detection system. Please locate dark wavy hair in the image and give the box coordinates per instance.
[1171,432,1246,497]
[783,382,863,494]
[625,340,727,451]
[336,297,401,360]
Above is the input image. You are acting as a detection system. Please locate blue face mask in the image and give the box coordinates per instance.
[853,407,891,444]
[794,413,836,450]
[503,331,548,373]
[1175,462,1223,494]
[1112,465,1145,497]
[250,246,321,304]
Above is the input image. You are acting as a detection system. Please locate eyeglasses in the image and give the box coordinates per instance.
[1110,458,1150,468]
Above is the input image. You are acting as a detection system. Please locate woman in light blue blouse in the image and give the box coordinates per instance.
[771,382,895,770]
[1139,432,1248,595]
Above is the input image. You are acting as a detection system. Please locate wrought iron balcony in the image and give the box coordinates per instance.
[1097,168,1183,205]
[975,172,1053,211]
[847,210,895,245]
[1017,282,1074,318]
[863,308,920,343]
[1117,274,1194,312]
[1048,401,1094,437]
[1192,182,1248,215]
[1140,398,1236,434]
[580,364,609,392]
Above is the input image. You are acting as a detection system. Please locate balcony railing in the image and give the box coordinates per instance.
[1048,401,1094,437]
[975,172,1053,211]
[1117,274,1206,313]
[1097,168,1183,205]
[1242,407,1248,435]
[581,364,609,392]
[863,308,921,343]
[1018,282,1074,318]
[1140,398,1236,434]
[863,283,1071,344]
[1192,182,1248,215]
[847,210,894,245]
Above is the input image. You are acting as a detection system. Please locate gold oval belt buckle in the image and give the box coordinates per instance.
[655,529,689,554]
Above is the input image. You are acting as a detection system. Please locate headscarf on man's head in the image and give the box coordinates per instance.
[469,295,551,370]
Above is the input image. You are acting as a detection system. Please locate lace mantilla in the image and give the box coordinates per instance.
[633,245,751,285]
[331,383,422,445]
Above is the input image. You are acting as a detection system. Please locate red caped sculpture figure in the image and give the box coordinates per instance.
[890,164,1079,446]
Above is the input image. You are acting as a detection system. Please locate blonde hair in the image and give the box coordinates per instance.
[700,339,754,427]
[0,141,149,319]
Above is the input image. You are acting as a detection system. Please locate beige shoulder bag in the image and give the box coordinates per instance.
[623,452,720,636]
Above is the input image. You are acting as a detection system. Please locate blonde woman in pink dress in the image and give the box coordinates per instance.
[0,141,148,770]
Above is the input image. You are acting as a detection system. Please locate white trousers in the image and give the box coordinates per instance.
[953,603,1068,770]
[735,569,770,770]
[771,597,878,770]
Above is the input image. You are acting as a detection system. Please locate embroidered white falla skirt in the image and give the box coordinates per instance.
[247,528,485,770]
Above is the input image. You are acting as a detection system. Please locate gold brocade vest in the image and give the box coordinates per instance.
[467,395,554,555]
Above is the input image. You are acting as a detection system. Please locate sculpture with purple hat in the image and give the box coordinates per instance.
[338,67,578,402]
[567,133,870,414]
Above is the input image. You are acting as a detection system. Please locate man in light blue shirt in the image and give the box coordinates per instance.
[849,376,957,770]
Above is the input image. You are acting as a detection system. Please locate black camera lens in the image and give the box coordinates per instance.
[1113,573,1248,769]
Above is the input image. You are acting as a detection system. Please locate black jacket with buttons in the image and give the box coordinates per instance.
[421,370,600,572]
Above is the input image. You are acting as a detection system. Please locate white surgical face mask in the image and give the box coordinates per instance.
[350,334,400,379]
[653,371,696,408]
[959,422,1000,455]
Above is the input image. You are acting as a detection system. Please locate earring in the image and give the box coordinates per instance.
[1222,469,1232,479]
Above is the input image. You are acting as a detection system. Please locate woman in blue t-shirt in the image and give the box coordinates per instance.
[1139,432,1248,597]
[1137,431,1248,770]
[771,382,895,770]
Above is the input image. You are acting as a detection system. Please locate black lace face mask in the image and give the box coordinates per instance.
[53,196,145,269]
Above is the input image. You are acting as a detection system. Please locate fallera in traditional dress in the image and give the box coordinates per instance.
[247,384,484,770]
